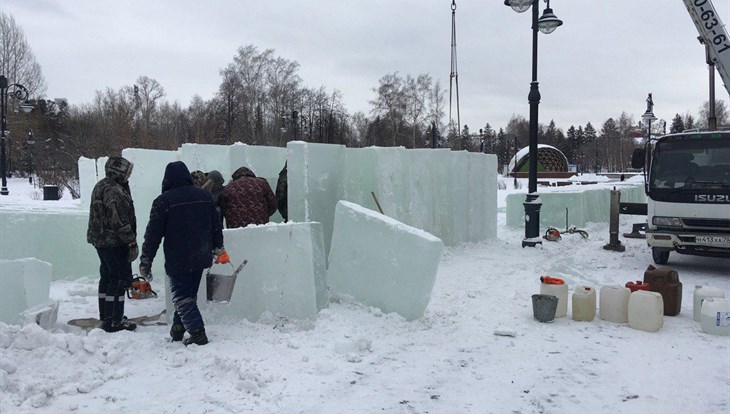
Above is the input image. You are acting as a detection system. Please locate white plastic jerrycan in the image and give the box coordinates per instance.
[599,285,631,323]
[700,298,730,336]
[694,286,725,322]
[540,276,568,318]
[628,290,664,332]
[572,286,596,322]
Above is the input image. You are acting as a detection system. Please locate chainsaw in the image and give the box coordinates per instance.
[127,275,157,299]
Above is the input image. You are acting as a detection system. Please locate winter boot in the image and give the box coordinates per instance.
[101,318,137,333]
[183,327,208,346]
[170,324,185,342]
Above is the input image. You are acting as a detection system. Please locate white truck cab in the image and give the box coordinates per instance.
[632,131,730,264]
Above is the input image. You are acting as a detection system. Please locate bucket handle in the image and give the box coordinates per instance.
[207,259,248,278]
[206,261,235,277]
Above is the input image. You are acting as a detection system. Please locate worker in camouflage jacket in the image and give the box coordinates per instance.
[220,166,277,228]
[87,156,138,333]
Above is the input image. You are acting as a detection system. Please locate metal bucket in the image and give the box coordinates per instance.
[206,260,247,303]
[532,294,559,323]
[206,273,237,303]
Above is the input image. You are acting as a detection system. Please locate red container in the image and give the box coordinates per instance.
[625,280,651,292]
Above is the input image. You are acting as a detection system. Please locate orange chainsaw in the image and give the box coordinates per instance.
[127,276,157,299]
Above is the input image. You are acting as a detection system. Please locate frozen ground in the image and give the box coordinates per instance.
[1,177,729,413]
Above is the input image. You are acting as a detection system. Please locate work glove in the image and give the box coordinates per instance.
[213,247,230,264]
[139,261,153,281]
[127,242,139,263]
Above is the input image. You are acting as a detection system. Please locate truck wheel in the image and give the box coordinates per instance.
[652,248,670,265]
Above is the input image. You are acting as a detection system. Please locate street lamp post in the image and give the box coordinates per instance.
[513,136,519,189]
[642,93,656,144]
[1,75,32,196]
[504,0,563,247]
[26,130,35,184]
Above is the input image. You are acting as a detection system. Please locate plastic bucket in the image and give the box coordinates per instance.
[532,294,559,323]
[206,273,237,303]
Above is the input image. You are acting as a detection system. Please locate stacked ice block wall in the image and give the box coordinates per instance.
[93,142,494,259]
[5,141,496,287]
[288,142,498,253]
[505,183,646,228]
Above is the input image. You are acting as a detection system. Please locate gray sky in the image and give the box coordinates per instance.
[3,0,730,132]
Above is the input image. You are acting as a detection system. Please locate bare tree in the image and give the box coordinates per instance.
[217,65,243,144]
[349,111,369,147]
[428,80,446,136]
[405,74,432,148]
[0,12,46,97]
[370,72,406,146]
[616,112,635,171]
[699,99,729,128]
[266,56,301,144]
[134,75,166,129]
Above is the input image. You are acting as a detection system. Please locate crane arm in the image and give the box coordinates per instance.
[683,0,730,96]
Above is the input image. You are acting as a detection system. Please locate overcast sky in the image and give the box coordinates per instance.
[3,0,730,132]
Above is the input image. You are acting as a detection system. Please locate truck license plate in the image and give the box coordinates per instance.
[695,236,730,246]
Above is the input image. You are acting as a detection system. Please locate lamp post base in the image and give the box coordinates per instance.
[522,194,542,248]
[603,241,625,252]
[0,187,8,196]
[522,238,542,248]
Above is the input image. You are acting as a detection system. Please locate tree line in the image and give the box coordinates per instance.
[2,11,728,195]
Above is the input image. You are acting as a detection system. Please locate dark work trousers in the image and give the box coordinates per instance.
[96,246,132,322]
[168,269,205,331]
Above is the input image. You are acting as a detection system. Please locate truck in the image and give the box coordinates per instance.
[632,131,730,264]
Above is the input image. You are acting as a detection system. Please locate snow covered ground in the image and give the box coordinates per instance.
[1,176,729,413]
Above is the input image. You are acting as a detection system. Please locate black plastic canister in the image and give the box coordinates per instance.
[643,265,682,316]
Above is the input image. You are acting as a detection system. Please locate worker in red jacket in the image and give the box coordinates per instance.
[220,166,277,228]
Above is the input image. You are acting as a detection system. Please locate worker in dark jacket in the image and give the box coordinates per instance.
[139,161,226,346]
[202,170,225,224]
[275,162,288,222]
[87,156,138,333]
[220,166,276,228]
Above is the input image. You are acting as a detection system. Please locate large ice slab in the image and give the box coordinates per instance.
[327,201,444,321]
[506,183,646,228]
[0,258,52,325]
[78,156,98,211]
[180,143,231,180]
[288,141,346,254]
[164,222,328,324]
[0,209,98,279]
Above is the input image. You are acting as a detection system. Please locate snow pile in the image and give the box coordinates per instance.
[1,175,729,413]
[0,214,728,413]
